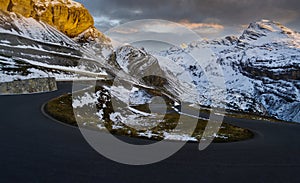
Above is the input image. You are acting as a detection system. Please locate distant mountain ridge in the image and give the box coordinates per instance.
[156,20,300,122]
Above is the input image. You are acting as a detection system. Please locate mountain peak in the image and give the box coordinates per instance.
[248,19,292,33]
[240,19,296,42]
[0,0,93,37]
[0,0,110,45]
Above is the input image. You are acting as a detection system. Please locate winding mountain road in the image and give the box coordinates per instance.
[1,82,300,182]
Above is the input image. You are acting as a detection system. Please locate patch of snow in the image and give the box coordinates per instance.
[163,132,198,142]
[72,91,101,108]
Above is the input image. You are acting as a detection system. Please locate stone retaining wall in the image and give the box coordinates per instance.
[0,77,57,95]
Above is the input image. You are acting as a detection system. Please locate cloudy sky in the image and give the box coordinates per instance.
[77,0,300,38]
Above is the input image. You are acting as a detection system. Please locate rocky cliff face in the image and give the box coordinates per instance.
[0,10,108,83]
[156,20,300,122]
[0,0,109,44]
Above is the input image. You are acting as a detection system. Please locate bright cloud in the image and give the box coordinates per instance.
[179,20,224,34]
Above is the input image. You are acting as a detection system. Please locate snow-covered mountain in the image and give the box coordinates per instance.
[0,2,298,124]
[109,45,202,104]
[155,20,300,122]
[0,10,108,82]
[0,0,112,57]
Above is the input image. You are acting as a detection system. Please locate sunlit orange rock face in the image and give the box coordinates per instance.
[0,0,101,39]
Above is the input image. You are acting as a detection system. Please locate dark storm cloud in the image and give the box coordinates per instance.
[77,0,300,33]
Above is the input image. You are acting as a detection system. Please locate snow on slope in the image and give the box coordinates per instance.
[0,11,108,82]
[69,20,300,141]
[157,20,300,122]
[0,11,76,47]
[0,11,298,124]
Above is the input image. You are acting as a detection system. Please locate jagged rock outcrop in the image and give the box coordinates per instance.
[111,45,169,87]
[0,0,110,44]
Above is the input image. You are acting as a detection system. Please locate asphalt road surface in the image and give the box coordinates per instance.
[1,82,300,183]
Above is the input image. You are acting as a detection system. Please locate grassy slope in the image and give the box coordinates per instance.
[45,93,254,143]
